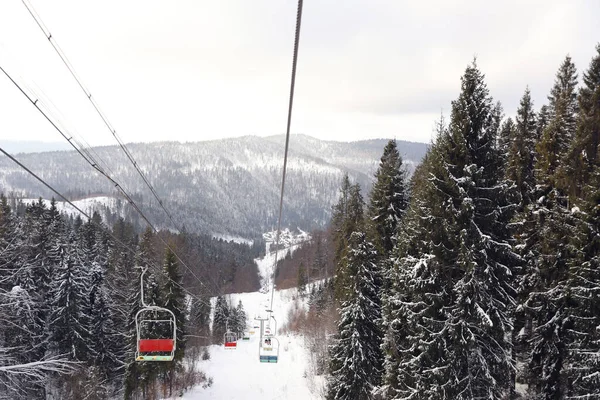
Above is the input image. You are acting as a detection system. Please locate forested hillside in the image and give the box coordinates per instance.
[0,135,427,238]
[0,195,261,398]
[305,46,600,400]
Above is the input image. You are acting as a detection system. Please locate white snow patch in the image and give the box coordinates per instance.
[212,234,254,246]
[21,196,120,221]
[188,233,328,400]
[181,333,319,400]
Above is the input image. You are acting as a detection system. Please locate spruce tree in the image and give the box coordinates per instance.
[385,61,518,399]
[233,300,247,336]
[327,232,382,400]
[48,231,92,361]
[161,247,186,396]
[522,55,580,399]
[367,139,409,256]
[379,119,446,399]
[331,174,353,266]
[558,44,600,398]
[507,87,537,207]
[213,295,229,343]
[333,183,366,302]
[538,55,579,187]
[162,248,185,361]
[499,117,516,168]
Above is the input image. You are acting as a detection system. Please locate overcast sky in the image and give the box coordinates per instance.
[0,0,599,147]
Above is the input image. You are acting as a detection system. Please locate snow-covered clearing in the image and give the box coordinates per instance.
[22,196,119,220]
[189,284,325,400]
[212,234,254,245]
[182,231,325,399]
[182,333,319,400]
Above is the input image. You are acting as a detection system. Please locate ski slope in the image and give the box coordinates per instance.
[182,332,319,400]
[182,232,325,399]
[184,285,324,400]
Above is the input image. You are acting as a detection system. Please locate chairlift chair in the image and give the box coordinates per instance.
[135,307,177,361]
[224,331,237,349]
[135,268,177,362]
[259,336,279,363]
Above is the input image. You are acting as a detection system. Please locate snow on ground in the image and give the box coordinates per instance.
[263,228,310,252]
[22,196,119,220]
[182,333,320,400]
[188,284,324,400]
[212,234,254,246]
[257,229,311,292]
[184,230,325,399]
[197,282,325,400]
[209,284,312,336]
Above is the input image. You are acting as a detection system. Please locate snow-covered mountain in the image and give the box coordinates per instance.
[0,134,427,237]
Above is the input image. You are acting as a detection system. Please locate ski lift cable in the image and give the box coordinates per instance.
[0,64,222,298]
[18,0,225,298]
[21,0,178,229]
[269,0,304,312]
[0,146,213,310]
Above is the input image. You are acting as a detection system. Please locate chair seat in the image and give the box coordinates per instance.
[136,355,174,362]
[139,339,174,352]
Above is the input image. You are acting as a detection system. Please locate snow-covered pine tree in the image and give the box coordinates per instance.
[213,295,229,343]
[558,44,600,397]
[365,139,410,399]
[333,182,366,302]
[233,300,247,336]
[522,55,580,399]
[331,174,352,265]
[161,247,186,396]
[48,229,92,362]
[498,117,516,169]
[505,88,539,396]
[162,247,185,361]
[8,200,51,372]
[444,63,517,399]
[188,295,211,348]
[507,87,537,208]
[386,61,518,399]
[537,55,579,187]
[536,105,550,141]
[327,232,382,400]
[378,118,446,399]
[381,135,453,398]
[367,139,409,257]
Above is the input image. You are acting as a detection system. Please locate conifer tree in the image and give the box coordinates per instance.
[367,139,409,256]
[522,55,580,399]
[232,300,247,336]
[384,61,518,399]
[161,247,186,395]
[333,183,366,302]
[213,295,229,343]
[499,117,516,167]
[48,231,92,362]
[327,232,382,400]
[537,55,579,187]
[507,87,537,207]
[331,174,353,266]
[556,44,600,398]
[536,105,550,140]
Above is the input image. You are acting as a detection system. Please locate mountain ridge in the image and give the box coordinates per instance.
[0,134,428,237]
